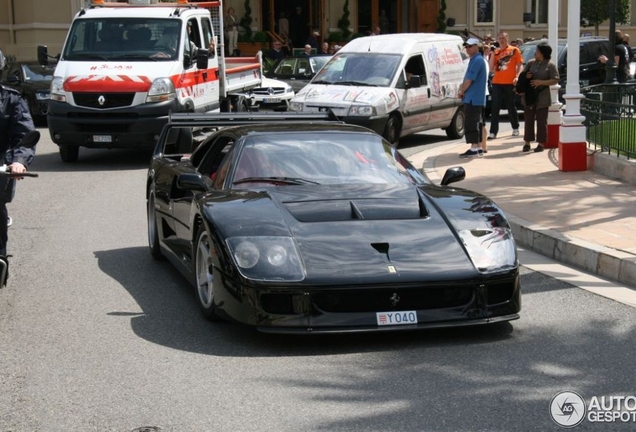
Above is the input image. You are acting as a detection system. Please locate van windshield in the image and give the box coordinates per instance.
[63,18,182,61]
[311,53,401,87]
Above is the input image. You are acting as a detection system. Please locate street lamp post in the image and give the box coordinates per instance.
[604,0,618,84]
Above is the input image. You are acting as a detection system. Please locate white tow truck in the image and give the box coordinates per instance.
[38,0,263,162]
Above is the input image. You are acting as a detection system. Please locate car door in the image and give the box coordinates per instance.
[171,134,237,257]
[398,53,431,134]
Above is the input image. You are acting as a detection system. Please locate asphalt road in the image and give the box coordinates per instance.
[1,126,635,431]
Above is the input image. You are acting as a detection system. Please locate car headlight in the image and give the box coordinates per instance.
[284,86,294,94]
[146,78,176,103]
[458,228,517,273]
[50,77,66,102]
[349,105,376,116]
[226,236,305,282]
[289,102,304,112]
[35,92,50,101]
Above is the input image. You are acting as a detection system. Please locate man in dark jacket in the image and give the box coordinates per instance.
[0,50,37,285]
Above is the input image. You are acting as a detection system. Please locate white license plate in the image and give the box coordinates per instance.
[263,98,281,103]
[376,310,418,326]
[93,135,112,143]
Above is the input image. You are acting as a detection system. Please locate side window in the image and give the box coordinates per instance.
[276,58,296,75]
[211,143,236,189]
[296,58,310,74]
[587,41,610,63]
[185,19,201,56]
[197,136,236,177]
[9,64,21,82]
[201,18,215,57]
[404,54,427,86]
[578,43,592,65]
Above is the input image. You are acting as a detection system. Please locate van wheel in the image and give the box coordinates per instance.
[383,114,401,147]
[446,108,465,139]
[59,145,79,163]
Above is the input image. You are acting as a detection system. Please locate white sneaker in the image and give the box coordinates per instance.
[487,133,496,140]
[6,216,11,227]
[512,129,520,136]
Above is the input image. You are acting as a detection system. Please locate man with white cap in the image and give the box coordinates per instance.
[457,38,488,158]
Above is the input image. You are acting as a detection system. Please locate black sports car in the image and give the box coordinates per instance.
[0,60,56,124]
[147,112,521,333]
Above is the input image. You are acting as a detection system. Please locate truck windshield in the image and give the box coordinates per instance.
[63,18,182,61]
[311,53,401,87]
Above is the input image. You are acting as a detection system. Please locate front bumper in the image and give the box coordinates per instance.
[342,114,390,135]
[47,98,181,149]
[215,270,521,334]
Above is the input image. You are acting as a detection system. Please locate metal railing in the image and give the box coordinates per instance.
[581,83,636,160]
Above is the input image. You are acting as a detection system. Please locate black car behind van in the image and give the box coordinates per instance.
[518,37,612,102]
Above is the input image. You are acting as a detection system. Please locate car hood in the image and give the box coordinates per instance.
[292,84,397,108]
[202,184,515,284]
[21,81,51,92]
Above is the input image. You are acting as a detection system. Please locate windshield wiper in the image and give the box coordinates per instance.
[109,54,159,61]
[336,81,376,87]
[233,177,320,185]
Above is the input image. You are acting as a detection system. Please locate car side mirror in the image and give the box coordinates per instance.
[408,75,421,88]
[177,172,208,192]
[440,166,465,186]
[37,45,48,66]
[196,48,209,69]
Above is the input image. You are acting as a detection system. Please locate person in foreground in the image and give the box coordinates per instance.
[458,38,488,158]
[518,42,559,153]
[0,50,37,285]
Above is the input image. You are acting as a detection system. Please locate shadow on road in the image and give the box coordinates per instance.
[94,246,516,357]
[29,147,152,172]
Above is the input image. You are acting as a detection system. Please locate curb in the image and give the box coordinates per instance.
[418,146,636,289]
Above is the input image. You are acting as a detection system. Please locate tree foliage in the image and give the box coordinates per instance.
[240,0,253,39]
[436,0,447,33]
[581,0,630,35]
[337,0,351,39]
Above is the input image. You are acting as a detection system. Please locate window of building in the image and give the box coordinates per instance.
[476,0,495,25]
[530,0,548,24]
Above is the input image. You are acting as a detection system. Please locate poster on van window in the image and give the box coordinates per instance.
[426,45,465,98]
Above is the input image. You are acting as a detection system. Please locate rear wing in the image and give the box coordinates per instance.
[157,111,343,156]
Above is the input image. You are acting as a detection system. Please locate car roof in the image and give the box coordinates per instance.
[521,36,608,46]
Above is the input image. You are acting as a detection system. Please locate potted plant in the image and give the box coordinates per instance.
[437,0,447,33]
[337,0,351,40]
[240,0,252,40]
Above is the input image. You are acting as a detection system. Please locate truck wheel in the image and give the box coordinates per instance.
[59,145,79,163]
[383,114,401,147]
[446,108,465,139]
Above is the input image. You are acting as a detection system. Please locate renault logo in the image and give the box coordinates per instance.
[98,95,106,106]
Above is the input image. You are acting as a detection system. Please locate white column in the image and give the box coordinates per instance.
[545,0,561,148]
[558,0,588,171]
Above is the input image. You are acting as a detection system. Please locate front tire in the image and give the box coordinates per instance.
[383,114,401,147]
[446,108,465,139]
[147,188,163,260]
[194,227,220,321]
[59,145,79,163]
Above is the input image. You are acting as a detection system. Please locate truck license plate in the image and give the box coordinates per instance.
[376,311,418,326]
[93,135,112,143]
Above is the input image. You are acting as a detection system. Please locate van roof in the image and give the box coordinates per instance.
[78,6,207,19]
[340,33,464,54]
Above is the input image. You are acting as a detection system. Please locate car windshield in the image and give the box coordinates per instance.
[63,18,182,61]
[519,42,566,64]
[311,53,401,87]
[23,64,55,81]
[232,132,424,187]
[309,56,330,71]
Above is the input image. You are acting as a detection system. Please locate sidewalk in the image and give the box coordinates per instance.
[410,134,636,289]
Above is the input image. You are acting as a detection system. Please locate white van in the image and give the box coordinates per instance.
[289,33,468,145]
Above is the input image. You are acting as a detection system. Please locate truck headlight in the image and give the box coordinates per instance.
[349,105,376,116]
[289,102,304,112]
[146,78,176,103]
[50,77,66,103]
[226,236,305,282]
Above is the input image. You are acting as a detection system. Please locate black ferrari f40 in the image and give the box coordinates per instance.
[146,113,521,333]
